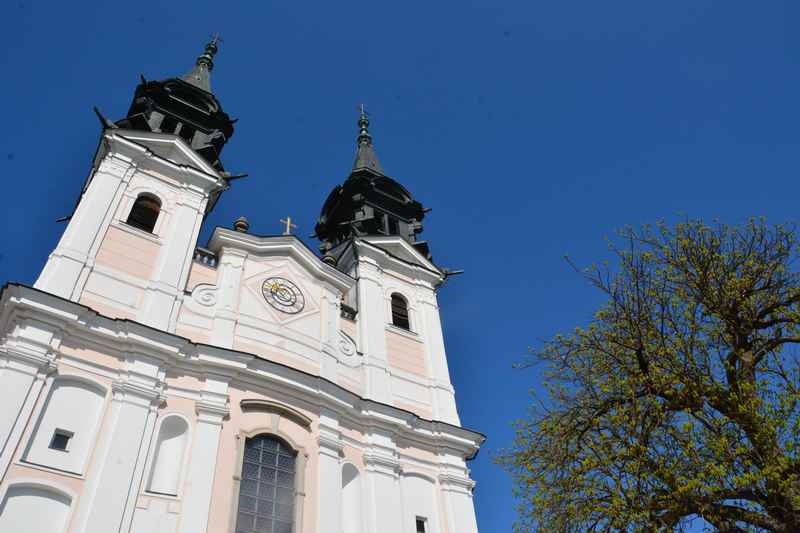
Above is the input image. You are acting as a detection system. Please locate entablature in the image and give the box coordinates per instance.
[0,283,484,461]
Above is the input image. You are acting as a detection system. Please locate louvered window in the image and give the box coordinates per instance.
[126,194,161,233]
[235,435,296,533]
[391,293,410,330]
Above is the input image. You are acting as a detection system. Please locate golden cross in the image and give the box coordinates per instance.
[279,216,297,235]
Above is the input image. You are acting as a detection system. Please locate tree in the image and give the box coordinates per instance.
[499,220,800,532]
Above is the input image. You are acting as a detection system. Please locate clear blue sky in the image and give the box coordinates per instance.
[2,1,799,531]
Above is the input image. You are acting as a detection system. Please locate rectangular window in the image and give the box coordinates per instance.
[49,429,74,451]
[415,517,427,533]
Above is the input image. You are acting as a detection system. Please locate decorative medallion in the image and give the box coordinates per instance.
[261,277,305,314]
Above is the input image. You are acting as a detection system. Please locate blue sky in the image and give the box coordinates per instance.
[2,1,800,531]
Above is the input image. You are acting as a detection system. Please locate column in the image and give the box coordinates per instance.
[317,408,342,532]
[178,384,229,533]
[76,379,163,533]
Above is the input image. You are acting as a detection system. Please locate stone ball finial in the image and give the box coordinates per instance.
[234,216,250,233]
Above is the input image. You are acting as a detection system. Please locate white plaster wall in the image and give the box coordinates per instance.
[341,463,363,533]
[401,475,441,533]
[24,378,106,474]
[0,484,72,533]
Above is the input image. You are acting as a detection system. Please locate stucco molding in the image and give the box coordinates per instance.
[208,230,354,294]
[240,399,311,429]
[0,284,485,461]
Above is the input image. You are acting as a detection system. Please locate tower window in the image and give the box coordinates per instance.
[49,429,73,451]
[416,517,427,533]
[126,194,161,233]
[391,293,410,330]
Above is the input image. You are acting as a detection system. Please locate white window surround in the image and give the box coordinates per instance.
[384,290,416,333]
[385,323,422,341]
[144,413,192,498]
[112,219,164,245]
[228,427,309,533]
[0,479,76,533]
[118,187,168,237]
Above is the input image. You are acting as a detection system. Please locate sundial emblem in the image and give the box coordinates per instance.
[261,277,305,314]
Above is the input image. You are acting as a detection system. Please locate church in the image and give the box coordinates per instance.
[0,39,483,533]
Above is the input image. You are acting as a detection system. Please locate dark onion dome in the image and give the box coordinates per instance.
[314,109,431,261]
[114,37,235,173]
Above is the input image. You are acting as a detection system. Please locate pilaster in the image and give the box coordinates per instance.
[357,259,392,403]
[177,379,229,533]
[316,408,342,532]
[77,377,165,533]
[363,435,403,533]
[35,154,133,300]
[209,248,247,348]
[416,286,460,425]
[438,472,479,533]
[0,346,57,479]
[139,188,208,331]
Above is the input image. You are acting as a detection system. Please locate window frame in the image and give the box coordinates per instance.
[229,429,308,533]
[389,292,411,331]
[48,429,74,452]
[125,193,162,234]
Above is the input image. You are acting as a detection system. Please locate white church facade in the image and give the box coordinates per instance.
[0,40,484,533]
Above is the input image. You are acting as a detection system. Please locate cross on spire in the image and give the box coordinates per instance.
[280,216,297,236]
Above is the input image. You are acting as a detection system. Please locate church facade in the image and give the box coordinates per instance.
[0,40,483,533]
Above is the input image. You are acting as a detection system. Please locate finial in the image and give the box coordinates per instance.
[182,35,222,92]
[234,215,250,233]
[197,34,222,71]
[357,104,372,146]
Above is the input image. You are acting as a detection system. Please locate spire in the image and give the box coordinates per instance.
[352,105,384,175]
[181,35,220,93]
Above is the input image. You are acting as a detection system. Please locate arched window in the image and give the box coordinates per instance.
[235,435,296,533]
[126,194,161,233]
[146,415,189,496]
[391,293,410,330]
[341,463,363,533]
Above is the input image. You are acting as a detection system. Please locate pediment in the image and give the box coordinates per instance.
[115,130,220,176]
[359,236,442,277]
[207,229,355,294]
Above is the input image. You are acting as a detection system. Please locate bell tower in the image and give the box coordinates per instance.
[315,108,432,263]
[314,111,461,424]
[34,39,236,331]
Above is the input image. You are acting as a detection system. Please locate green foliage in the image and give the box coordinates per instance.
[498,220,800,532]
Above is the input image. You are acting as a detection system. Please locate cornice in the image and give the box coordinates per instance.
[99,130,226,195]
[352,238,444,285]
[0,283,485,460]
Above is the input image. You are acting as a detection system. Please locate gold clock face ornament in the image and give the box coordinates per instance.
[261,277,305,314]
